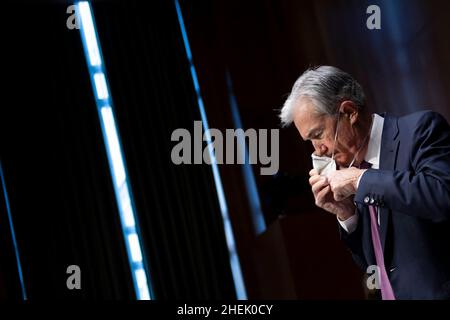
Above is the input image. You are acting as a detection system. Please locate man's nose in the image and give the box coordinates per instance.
[313,143,328,157]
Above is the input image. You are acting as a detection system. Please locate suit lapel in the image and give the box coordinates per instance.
[378,113,399,252]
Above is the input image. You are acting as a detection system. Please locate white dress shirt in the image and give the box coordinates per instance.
[338,113,385,233]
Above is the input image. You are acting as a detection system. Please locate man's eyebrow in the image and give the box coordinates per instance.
[305,127,322,140]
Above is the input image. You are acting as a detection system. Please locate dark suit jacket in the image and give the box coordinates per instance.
[340,110,450,299]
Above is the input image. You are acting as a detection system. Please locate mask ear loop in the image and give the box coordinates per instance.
[348,114,374,168]
[331,111,340,161]
[331,109,362,168]
[348,152,357,168]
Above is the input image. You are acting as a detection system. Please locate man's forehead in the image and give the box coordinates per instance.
[293,100,327,139]
[294,97,322,120]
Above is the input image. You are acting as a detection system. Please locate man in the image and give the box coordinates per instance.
[279,65,450,300]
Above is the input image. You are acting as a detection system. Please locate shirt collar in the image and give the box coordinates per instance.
[364,113,384,169]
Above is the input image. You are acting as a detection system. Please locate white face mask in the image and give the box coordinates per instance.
[311,153,337,177]
[311,112,358,177]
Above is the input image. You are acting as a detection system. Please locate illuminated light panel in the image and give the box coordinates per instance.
[77,1,152,300]
[174,0,247,300]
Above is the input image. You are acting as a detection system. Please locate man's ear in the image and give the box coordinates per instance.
[339,100,359,125]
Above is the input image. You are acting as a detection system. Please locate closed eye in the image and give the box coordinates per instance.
[311,131,323,140]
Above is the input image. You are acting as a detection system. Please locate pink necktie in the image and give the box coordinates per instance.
[360,161,396,300]
[368,205,396,300]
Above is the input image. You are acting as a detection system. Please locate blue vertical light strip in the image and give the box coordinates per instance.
[0,160,27,300]
[225,72,266,235]
[76,1,152,300]
[174,0,247,300]
[381,0,419,111]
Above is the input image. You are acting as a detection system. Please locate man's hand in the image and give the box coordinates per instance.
[326,167,367,201]
[309,169,356,221]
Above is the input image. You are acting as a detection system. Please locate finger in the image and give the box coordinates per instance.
[333,192,341,201]
[315,185,331,206]
[311,177,329,195]
[309,169,318,177]
[309,174,323,186]
[334,193,350,202]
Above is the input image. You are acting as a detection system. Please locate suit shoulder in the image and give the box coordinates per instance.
[399,110,449,131]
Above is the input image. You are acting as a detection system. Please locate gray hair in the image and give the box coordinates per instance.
[279,66,366,126]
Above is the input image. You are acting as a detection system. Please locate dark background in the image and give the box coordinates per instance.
[1,0,449,300]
